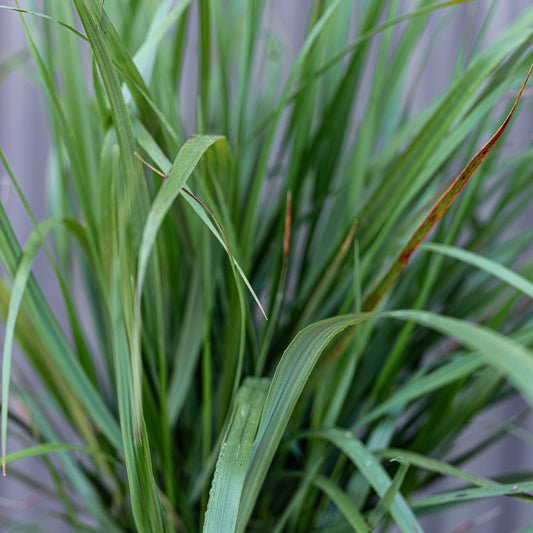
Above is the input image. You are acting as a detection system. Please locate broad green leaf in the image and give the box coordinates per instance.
[203,378,269,533]
[237,314,369,532]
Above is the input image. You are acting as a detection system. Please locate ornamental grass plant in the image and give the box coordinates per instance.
[1,1,533,532]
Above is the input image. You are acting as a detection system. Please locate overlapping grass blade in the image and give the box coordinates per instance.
[13,1,98,240]
[305,428,422,533]
[135,135,227,309]
[241,0,344,263]
[0,204,121,458]
[385,310,533,404]
[357,354,485,428]
[239,307,533,529]
[312,475,370,533]
[109,264,165,533]
[367,459,410,530]
[237,314,369,532]
[129,0,192,90]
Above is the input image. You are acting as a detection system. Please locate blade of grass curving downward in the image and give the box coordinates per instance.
[374,448,500,489]
[136,136,228,305]
[203,378,269,533]
[420,242,533,298]
[362,62,533,312]
[134,136,266,321]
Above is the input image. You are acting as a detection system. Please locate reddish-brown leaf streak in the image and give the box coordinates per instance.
[362,62,533,312]
[283,191,292,258]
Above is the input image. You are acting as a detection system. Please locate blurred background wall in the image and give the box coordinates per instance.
[0,1,532,531]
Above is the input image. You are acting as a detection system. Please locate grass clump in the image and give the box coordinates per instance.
[1,1,533,531]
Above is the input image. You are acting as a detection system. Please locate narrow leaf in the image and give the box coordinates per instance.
[421,242,533,299]
[313,475,370,533]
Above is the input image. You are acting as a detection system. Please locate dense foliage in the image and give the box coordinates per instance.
[1,1,533,531]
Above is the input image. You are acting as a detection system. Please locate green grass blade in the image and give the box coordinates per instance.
[313,475,370,533]
[5,443,115,467]
[410,480,533,509]
[109,264,165,533]
[357,354,484,428]
[130,0,192,89]
[135,135,226,310]
[133,136,225,428]
[167,267,204,425]
[239,303,533,530]
[366,459,410,530]
[374,448,498,489]
[203,378,269,533]
[421,242,533,298]
[0,5,87,40]
[13,2,98,240]
[241,0,343,263]
[135,131,266,319]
